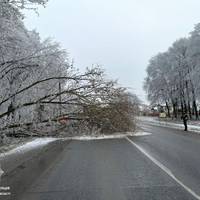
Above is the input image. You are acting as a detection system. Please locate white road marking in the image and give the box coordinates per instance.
[126,137,200,200]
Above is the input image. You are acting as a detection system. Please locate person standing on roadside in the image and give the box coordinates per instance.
[181,113,188,131]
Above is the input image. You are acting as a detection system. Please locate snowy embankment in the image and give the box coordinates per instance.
[0,138,59,159]
[0,138,59,176]
[138,116,200,133]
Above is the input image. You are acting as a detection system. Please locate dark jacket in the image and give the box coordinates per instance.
[181,114,188,121]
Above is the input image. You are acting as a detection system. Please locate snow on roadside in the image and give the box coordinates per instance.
[0,165,3,178]
[0,133,152,174]
[138,116,200,133]
[0,131,152,161]
[134,132,152,136]
[65,134,133,141]
[0,138,59,159]
[63,132,152,141]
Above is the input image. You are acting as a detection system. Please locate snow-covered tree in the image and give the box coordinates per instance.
[144,24,200,119]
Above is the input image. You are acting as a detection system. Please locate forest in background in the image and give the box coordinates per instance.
[144,24,200,120]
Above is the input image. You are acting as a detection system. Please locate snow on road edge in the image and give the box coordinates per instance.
[0,138,59,176]
[134,132,152,136]
[0,131,152,160]
[0,138,59,159]
[0,131,152,176]
[139,117,200,133]
[63,132,152,141]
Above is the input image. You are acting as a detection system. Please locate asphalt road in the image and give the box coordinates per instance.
[1,121,200,200]
[137,121,200,197]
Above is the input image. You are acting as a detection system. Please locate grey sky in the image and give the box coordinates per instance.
[24,0,200,103]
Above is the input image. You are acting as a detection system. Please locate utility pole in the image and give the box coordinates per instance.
[59,81,62,116]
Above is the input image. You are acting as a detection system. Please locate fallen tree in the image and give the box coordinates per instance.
[0,0,140,139]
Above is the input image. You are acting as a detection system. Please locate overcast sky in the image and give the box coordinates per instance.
[24,0,200,103]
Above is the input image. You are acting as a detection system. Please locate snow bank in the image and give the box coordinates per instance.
[0,138,58,159]
[65,134,133,141]
[139,116,200,133]
[63,132,152,141]
[0,165,4,177]
[0,131,152,160]
[134,132,152,136]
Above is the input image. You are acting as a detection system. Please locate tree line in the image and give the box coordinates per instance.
[144,24,200,120]
[0,0,140,137]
